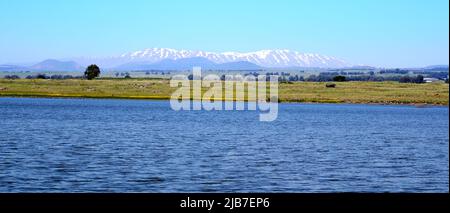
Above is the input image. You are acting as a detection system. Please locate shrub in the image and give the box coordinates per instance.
[326,83,336,88]
[4,75,20,79]
[399,75,425,84]
[333,75,347,82]
[36,74,48,79]
[414,75,424,84]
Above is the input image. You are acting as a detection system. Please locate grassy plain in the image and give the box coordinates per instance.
[0,79,448,105]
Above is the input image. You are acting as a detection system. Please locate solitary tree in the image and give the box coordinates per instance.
[84,64,101,80]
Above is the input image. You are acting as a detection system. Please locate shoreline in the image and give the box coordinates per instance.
[1,94,448,107]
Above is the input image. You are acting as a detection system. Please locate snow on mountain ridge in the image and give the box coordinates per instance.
[118,48,350,68]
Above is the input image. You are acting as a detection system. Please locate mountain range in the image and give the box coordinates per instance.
[0,48,354,72]
[114,48,350,68]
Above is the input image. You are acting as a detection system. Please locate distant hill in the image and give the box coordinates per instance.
[114,57,262,71]
[423,65,449,71]
[153,57,217,70]
[30,59,83,71]
[215,61,262,71]
[0,65,29,71]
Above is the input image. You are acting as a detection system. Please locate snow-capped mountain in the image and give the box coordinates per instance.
[116,48,350,68]
[0,48,352,71]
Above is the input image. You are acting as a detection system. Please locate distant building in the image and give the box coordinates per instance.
[423,78,440,83]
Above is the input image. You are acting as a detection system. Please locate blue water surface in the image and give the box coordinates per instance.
[0,97,448,192]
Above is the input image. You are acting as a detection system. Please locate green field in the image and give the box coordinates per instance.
[0,79,448,105]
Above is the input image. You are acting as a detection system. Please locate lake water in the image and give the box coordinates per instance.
[0,97,448,192]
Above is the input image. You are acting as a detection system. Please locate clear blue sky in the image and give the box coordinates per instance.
[0,0,448,67]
